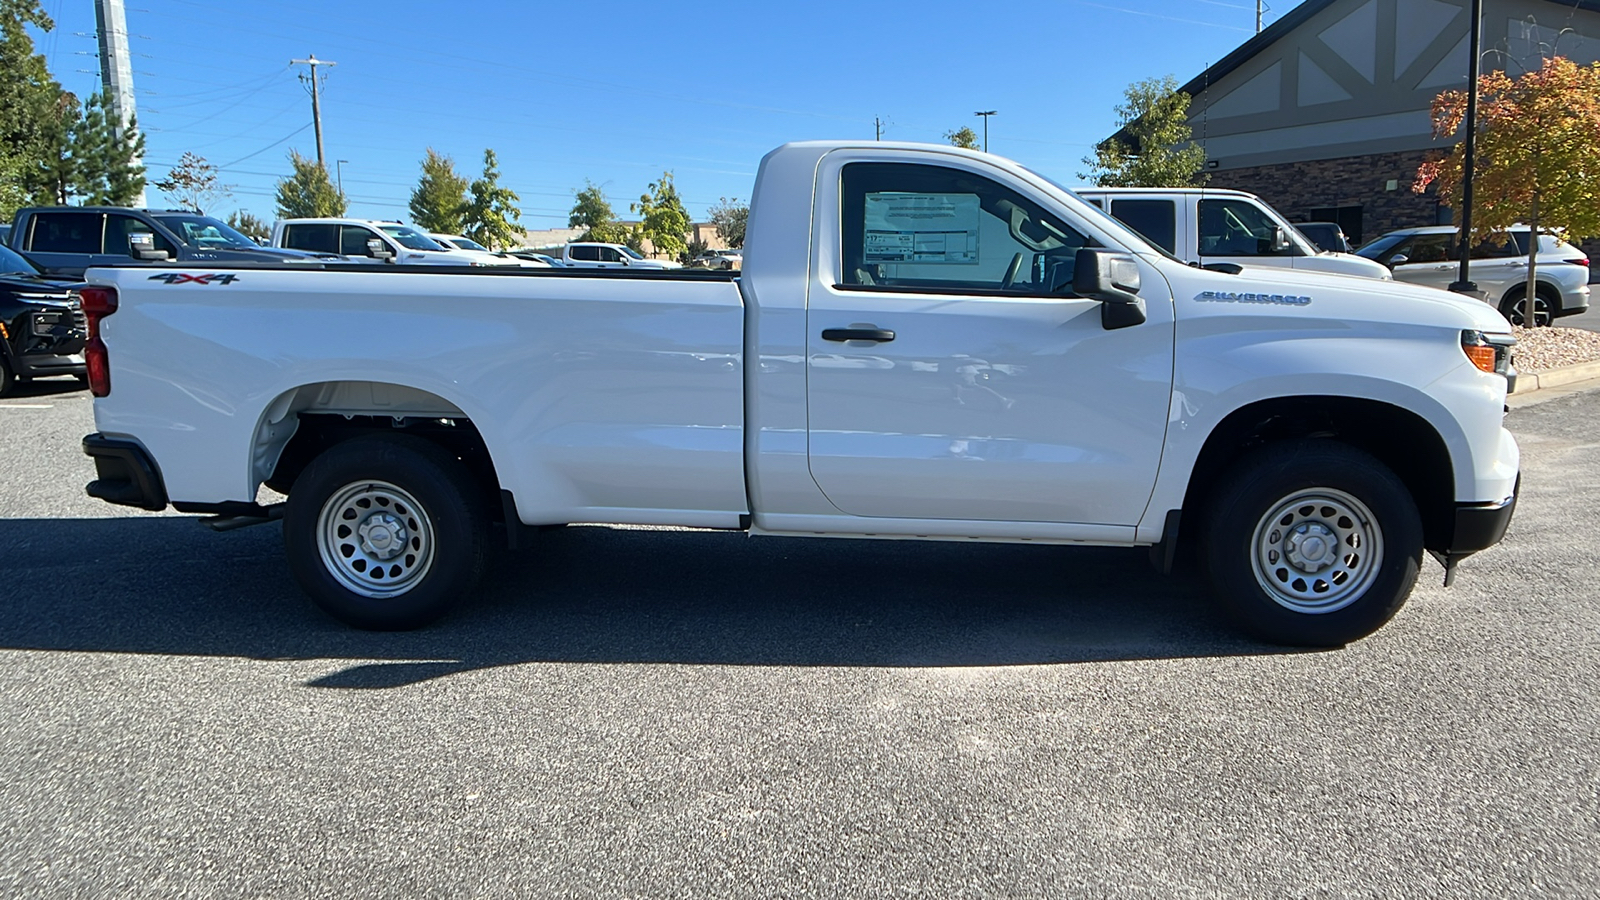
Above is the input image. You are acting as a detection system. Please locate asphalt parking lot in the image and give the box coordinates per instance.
[1,379,1596,898]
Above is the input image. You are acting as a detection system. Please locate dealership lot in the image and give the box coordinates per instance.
[1,381,1596,897]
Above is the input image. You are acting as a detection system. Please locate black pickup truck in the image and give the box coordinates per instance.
[8,206,333,277]
[0,243,85,396]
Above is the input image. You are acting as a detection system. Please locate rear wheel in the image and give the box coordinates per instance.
[284,434,488,630]
[1203,441,1423,646]
[0,355,13,397]
[1500,286,1556,327]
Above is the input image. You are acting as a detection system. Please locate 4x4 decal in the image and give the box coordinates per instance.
[147,273,240,285]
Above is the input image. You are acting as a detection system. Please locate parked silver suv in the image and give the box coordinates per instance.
[1357,225,1591,326]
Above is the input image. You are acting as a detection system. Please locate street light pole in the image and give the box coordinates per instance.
[1449,0,1483,296]
[336,159,348,195]
[974,110,997,152]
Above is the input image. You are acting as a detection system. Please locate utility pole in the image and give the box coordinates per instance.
[95,0,144,205]
[875,116,883,141]
[1256,0,1264,33]
[290,54,336,169]
[1449,0,1483,297]
[974,110,997,152]
[336,159,349,195]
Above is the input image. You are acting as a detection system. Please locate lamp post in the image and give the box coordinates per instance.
[336,159,349,196]
[1449,0,1483,296]
[974,110,997,152]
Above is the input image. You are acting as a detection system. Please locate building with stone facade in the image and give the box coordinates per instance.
[1116,0,1600,248]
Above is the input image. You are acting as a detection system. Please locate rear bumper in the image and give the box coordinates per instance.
[83,433,168,511]
[1446,474,1519,555]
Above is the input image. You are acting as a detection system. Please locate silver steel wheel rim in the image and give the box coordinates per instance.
[1249,487,1383,615]
[316,480,435,599]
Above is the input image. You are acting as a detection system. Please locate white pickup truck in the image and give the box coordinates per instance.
[78,141,1520,646]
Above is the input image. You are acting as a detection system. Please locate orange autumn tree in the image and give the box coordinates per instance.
[1414,56,1600,325]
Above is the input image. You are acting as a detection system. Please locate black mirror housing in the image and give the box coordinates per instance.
[1073,248,1147,330]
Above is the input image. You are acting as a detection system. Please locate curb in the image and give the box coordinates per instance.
[1512,358,1600,394]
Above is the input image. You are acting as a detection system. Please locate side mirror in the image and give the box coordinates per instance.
[366,238,394,261]
[1388,253,1409,267]
[619,256,630,266]
[1272,226,1293,253]
[1073,248,1147,331]
[128,232,170,262]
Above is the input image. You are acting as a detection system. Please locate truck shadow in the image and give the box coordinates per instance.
[0,516,1309,689]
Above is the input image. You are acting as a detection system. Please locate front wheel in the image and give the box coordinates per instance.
[284,434,488,630]
[1203,441,1423,646]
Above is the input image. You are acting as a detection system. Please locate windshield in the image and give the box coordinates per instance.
[620,246,645,259]
[378,225,446,251]
[1355,233,1408,259]
[0,244,41,275]
[153,214,260,249]
[442,235,490,252]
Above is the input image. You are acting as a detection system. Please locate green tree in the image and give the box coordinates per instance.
[72,93,145,206]
[462,148,521,250]
[274,149,346,219]
[707,196,749,248]
[569,179,629,243]
[0,148,26,220]
[631,171,691,260]
[153,151,226,213]
[225,210,269,243]
[408,148,469,234]
[0,0,76,204]
[1081,75,1206,187]
[1415,57,1600,325]
[945,126,980,150]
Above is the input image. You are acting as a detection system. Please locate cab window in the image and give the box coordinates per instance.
[28,212,103,253]
[1198,198,1292,257]
[839,162,1094,295]
[106,214,175,256]
[282,223,338,254]
[1109,199,1177,254]
[340,226,383,256]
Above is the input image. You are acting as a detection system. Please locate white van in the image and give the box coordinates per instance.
[1074,187,1391,280]
[271,219,511,266]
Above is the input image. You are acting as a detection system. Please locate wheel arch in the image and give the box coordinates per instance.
[1179,395,1457,552]
[250,380,506,517]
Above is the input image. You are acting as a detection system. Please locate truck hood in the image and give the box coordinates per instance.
[1185,260,1513,334]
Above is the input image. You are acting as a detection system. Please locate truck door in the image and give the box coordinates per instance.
[1197,197,1299,270]
[804,158,1174,526]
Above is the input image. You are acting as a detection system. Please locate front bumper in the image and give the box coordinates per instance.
[83,433,168,511]
[1446,473,1520,555]
[15,351,85,378]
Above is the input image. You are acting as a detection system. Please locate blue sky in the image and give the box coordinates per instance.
[35,0,1281,231]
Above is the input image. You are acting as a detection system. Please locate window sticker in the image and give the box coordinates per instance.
[864,192,980,265]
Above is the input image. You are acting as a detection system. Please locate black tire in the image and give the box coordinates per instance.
[1499,285,1557,327]
[283,434,488,630]
[1202,440,1423,647]
[0,354,13,398]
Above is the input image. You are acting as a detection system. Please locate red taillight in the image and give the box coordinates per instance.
[79,286,118,397]
[1563,257,1589,267]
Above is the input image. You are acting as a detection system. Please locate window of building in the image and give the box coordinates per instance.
[840,162,1093,295]
[1309,205,1364,246]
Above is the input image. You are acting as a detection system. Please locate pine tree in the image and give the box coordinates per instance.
[73,94,145,206]
[408,148,469,234]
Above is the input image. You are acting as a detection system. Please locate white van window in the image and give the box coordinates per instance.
[840,162,1095,295]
